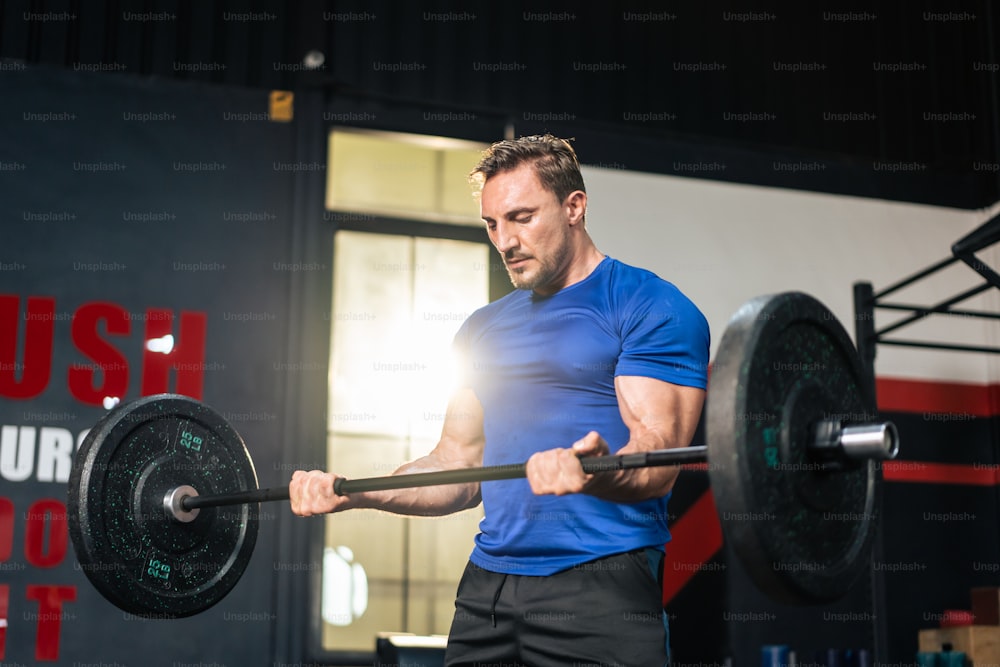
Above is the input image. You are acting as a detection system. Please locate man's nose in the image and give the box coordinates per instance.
[493,222,518,254]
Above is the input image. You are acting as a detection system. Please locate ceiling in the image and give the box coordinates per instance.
[3,0,998,206]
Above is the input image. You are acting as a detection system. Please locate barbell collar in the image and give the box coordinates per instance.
[838,422,900,461]
[164,484,201,522]
[811,419,900,464]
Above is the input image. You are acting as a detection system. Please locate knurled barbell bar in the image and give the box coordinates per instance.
[170,417,896,515]
[66,291,900,619]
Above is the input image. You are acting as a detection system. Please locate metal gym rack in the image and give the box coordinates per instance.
[853,213,1000,385]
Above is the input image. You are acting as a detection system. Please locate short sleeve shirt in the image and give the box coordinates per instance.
[452,257,710,575]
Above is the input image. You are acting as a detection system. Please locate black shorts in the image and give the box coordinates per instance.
[444,548,670,667]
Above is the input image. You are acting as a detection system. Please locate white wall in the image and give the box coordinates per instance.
[583,166,999,384]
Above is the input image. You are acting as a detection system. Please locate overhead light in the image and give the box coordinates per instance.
[303,50,325,70]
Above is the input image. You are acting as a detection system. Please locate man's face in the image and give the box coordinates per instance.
[479,164,576,295]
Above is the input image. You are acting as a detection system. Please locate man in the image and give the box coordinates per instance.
[290,134,709,666]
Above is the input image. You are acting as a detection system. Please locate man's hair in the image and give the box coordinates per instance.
[469,134,586,203]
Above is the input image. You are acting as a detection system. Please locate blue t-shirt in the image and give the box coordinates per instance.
[452,257,710,575]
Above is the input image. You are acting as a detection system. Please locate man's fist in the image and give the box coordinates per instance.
[524,431,609,496]
[289,470,352,516]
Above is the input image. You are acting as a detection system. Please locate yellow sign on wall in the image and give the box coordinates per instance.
[269,90,293,122]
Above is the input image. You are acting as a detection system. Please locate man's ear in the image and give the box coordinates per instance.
[564,190,587,226]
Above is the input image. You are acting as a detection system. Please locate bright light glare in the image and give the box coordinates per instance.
[322,545,368,627]
[363,314,464,445]
[145,334,174,354]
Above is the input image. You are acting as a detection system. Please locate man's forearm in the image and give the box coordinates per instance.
[582,437,682,503]
[342,455,483,516]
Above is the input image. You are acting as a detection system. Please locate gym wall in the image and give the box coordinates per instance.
[0,65,307,665]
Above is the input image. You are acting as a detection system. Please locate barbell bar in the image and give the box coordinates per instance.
[172,421,897,516]
[67,291,900,618]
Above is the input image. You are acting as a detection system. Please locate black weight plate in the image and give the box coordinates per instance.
[706,292,879,605]
[68,394,258,618]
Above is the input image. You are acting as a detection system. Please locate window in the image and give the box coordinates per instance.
[326,129,487,226]
[320,129,505,655]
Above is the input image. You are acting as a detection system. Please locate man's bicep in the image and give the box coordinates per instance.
[433,386,487,467]
[614,375,705,450]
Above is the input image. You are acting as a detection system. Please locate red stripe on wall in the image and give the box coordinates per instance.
[882,461,999,486]
[663,490,723,604]
[874,377,998,486]
[876,377,1000,417]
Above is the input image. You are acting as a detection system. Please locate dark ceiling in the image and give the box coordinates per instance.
[3,0,999,206]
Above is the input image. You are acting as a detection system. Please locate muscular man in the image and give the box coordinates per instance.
[291,134,709,666]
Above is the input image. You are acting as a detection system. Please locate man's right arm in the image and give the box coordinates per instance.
[289,386,486,517]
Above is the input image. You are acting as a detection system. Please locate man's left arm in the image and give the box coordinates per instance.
[525,375,705,501]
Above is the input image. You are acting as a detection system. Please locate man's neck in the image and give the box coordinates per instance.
[533,244,606,296]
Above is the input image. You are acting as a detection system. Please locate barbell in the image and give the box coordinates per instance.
[66,291,899,619]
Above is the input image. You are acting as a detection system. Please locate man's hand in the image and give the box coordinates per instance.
[289,470,353,516]
[525,431,610,495]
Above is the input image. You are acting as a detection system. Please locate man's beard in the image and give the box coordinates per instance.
[504,244,570,292]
